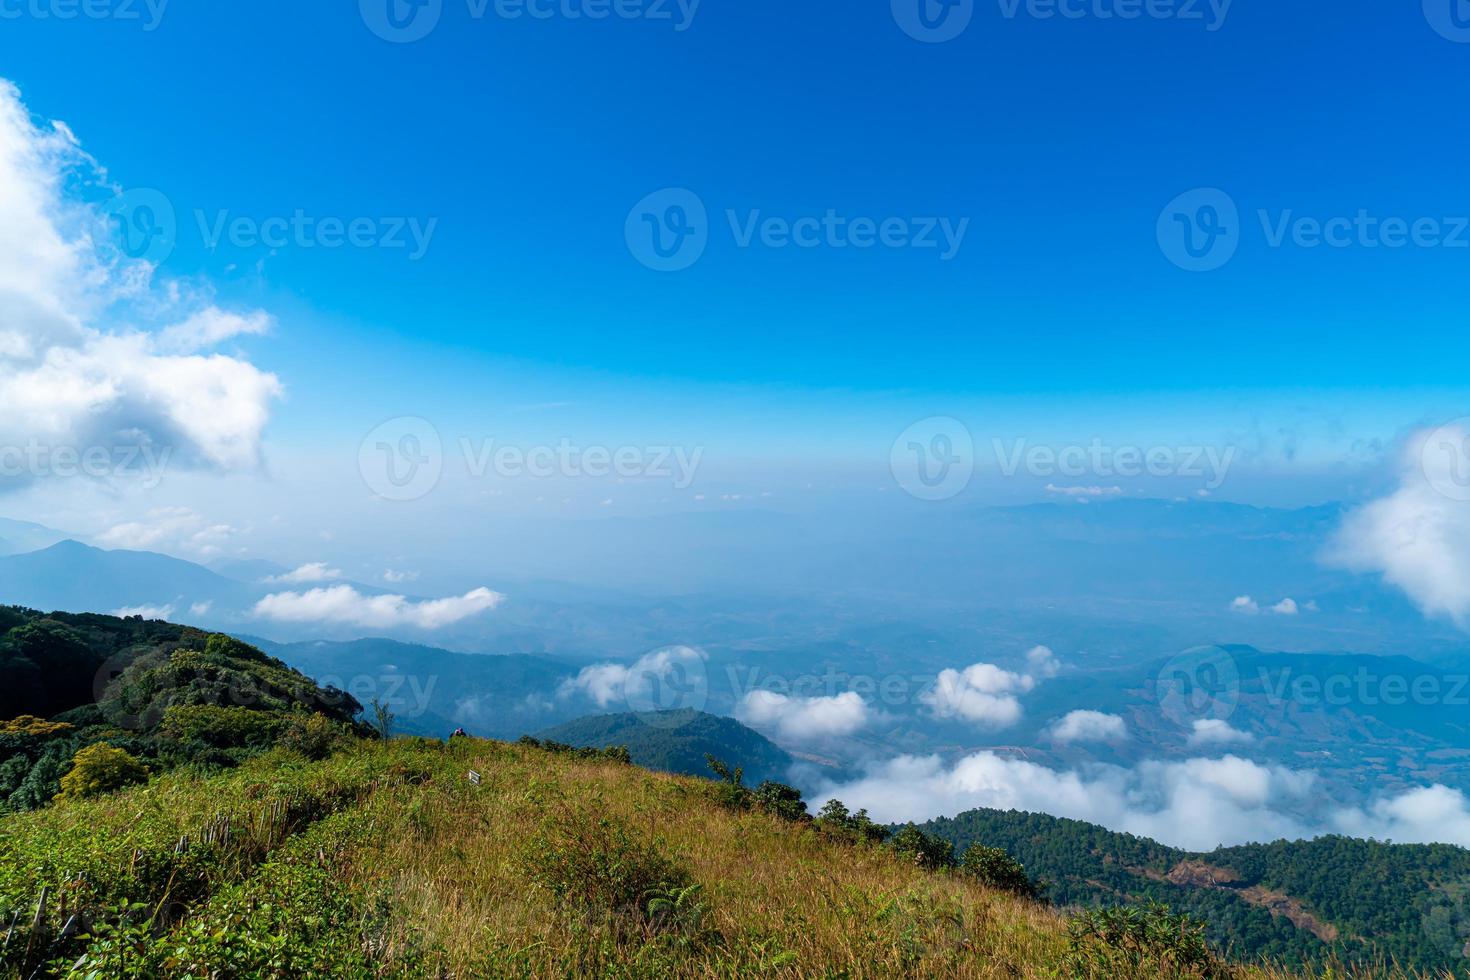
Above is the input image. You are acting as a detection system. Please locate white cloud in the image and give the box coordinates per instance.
[1045,484,1123,498]
[1333,784,1470,846]
[253,584,503,629]
[0,78,279,492]
[1187,718,1254,747]
[817,751,1470,851]
[559,645,706,709]
[1330,424,1470,627]
[97,507,242,557]
[921,645,1060,729]
[1049,710,1127,744]
[815,751,1315,851]
[266,562,342,584]
[1271,597,1299,615]
[112,603,175,620]
[188,600,213,617]
[737,690,871,740]
[382,568,419,584]
[1230,595,1259,614]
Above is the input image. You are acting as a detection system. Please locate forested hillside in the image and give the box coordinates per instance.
[918,808,1470,972]
[536,709,798,785]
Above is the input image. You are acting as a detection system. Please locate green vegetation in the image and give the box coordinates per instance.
[535,709,796,785]
[918,807,1470,972]
[0,607,364,814]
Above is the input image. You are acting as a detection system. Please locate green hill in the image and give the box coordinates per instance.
[0,606,365,813]
[916,808,1470,972]
[536,709,796,786]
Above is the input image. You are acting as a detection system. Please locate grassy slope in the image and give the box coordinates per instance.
[0,737,1434,979]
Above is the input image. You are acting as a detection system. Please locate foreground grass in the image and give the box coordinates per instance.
[0,738,1451,978]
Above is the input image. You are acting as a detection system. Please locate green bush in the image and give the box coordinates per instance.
[960,843,1039,898]
[523,806,704,940]
[888,824,956,870]
[815,799,890,844]
[279,712,353,761]
[1064,900,1234,979]
[55,743,149,800]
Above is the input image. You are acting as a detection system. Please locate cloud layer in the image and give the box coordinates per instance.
[737,690,871,741]
[1331,424,1470,627]
[253,585,503,629]
[815,750,1470,851]
[921,645,1060,729]
[0,78,279,491]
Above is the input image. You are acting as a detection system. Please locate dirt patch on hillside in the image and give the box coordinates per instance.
[1163,861,1341,943]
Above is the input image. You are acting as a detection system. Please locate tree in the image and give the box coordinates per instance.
[961,843,1039,898]
[370,698,396,740]
[55,743,149,800]
[889,824,956,870]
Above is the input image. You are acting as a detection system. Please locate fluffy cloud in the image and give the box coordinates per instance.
[921,645,1060,729]
[1230,595,1260,614]
[737,691,871,741]
[1271,598,1299,615]
[97,507,242,557]
[382,569,419,584]
[1049,710,1127,744]
[0,78,279,492]
[266,562,343,584]
[559,646,707,710]
[1187,718,1254,747]
[814,752,1314,851]
[1332,785,1470,845]
[253,585,503,629]
[1331,424,1470,627]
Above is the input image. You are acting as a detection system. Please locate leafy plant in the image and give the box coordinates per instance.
[960,843,1039,898]
[55,743,149,800]
[1065,900,1234,979]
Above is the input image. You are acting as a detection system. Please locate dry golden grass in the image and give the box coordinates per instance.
[4,736,1456,979]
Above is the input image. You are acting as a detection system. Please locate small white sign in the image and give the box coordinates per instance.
[467,770,481,786]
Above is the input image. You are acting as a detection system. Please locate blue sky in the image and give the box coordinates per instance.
[0,0,1467,503]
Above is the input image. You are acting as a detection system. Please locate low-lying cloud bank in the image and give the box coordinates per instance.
[253,584,503,629]
[814,751,1470,852]
[921,645,1060,729]
[559,645,707,710]
[738,690,871,740]
[1331,423,1470,628]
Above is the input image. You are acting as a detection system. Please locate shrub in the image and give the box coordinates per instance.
[1064,900,1234,979]
[888,824,956,870]
[55,743,149,800]
[959,844,1039,898]
[817,799,890,844]
[279,712,352,761]
[160,704,286,749]
[523,806,703,939]
[752,780,809,822]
